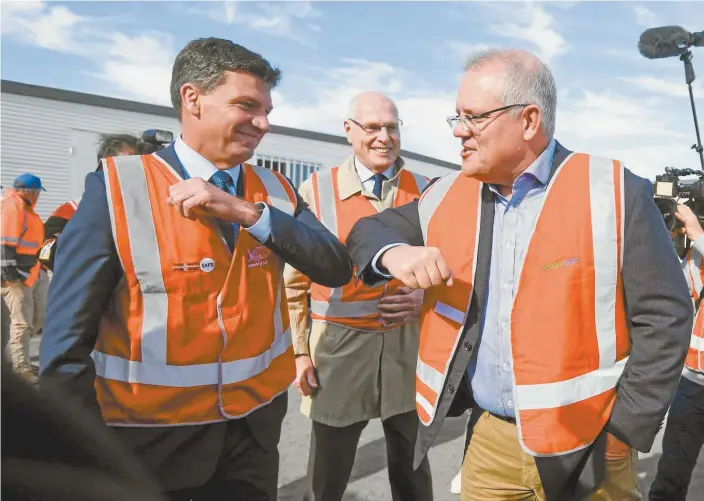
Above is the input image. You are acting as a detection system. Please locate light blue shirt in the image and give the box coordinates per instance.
[173,136,271,243]
[468,138,556,418]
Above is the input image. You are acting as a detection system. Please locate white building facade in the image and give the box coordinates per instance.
[1,80,458,219]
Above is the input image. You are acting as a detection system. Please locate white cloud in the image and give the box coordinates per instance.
[269,59,459,165]
[633,5,658,28]
[556,89,696,180]
[489,3,567,63]
[619,75,704,99]
[447,42,491,64]
[189,1,322,45]
[1,1,176,104]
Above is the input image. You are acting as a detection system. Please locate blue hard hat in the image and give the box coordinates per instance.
[13,173,46,191]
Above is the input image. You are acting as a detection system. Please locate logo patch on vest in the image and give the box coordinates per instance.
[247,245,270,268]
[200,258,215,273]
[541,257,580,270]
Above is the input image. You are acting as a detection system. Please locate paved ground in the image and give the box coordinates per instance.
[29,337,704,500]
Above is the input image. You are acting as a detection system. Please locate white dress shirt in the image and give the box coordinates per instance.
[354,157,395,194]
[174,136,271,242]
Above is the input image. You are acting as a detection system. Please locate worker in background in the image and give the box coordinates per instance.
[39,133,160,272]
[39,37,353,500]
[1,173,49,384]
[649,204,704,500]
[285,91,433,501]
[345,48,692,500]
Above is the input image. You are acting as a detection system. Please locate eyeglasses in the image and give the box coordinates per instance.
[447,104,530,131]
[347,118,402,136]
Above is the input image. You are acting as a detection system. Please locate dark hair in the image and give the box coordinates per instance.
[96,133,141,161]
[170,37,282,121]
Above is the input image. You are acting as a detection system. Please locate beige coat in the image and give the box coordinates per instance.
[284,155,421,427]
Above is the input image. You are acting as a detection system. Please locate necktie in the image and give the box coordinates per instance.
[372,173,386,199]
[209,170,234,194]
[208,170,237,252]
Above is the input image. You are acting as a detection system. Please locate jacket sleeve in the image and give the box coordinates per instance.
[38,172,122,416]
[346,198,426,287]
[1,199,23,282]
[266,177,353,289]
[606,169,693,451]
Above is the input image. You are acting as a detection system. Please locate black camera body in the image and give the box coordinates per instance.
[142,129,173,150]
[654,167,704,257]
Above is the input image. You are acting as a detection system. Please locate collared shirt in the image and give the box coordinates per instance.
[468,137,557,418]
[354,157,396,195]
[173,136,271,243]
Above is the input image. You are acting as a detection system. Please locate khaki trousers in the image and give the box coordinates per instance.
[1,268,49,373]
[461,412,642,501]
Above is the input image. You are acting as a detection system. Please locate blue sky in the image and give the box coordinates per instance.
[2,0,704,179]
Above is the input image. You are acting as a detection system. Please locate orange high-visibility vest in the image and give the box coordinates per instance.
[1,191,43,287]
[93,154,297,426]
[309,166,428,331]
[51,199,80,220]
[686,246,704,301]
[686,305,704,374]
[415,153,630,456]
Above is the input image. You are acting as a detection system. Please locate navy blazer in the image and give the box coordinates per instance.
[38,146,353,489]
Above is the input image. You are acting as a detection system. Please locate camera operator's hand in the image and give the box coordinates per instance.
[675,204,704,241]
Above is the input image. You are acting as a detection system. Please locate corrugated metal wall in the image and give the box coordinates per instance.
[1,91,455,219]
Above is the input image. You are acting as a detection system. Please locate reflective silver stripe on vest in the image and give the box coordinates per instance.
[514,154,627,411]
[251,166,296,216]
[690,248,704,298]
[589,155,620,370]
[106,155,169,365]
[409,171,429,194]
[313,169,342,302]
[416,358,445,394]
[418,172,461,245]
[691,332,703,351]
[310,299,379,318]
[98,156,292,387]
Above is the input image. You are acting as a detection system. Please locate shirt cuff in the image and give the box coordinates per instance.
[693,234,704,256]
[244,203,271,243]
[371,243,407,277]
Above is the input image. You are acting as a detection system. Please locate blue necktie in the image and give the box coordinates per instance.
[208,170,238,250]
[209,170,234,194]
[372,173,386,199]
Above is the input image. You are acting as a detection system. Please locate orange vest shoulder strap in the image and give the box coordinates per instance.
[246,164,297,216]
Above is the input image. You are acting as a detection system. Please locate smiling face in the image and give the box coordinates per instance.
[180,70,273,169]
[453,64,532,185]
[344,93,401,173]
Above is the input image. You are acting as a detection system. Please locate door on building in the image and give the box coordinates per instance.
[69,129,101,200]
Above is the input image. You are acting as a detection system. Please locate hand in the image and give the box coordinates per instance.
[675,204,704,242]
[379,245,453,289]
[293,355,319,397]
[166,178,262,226]
[378,287,423,326]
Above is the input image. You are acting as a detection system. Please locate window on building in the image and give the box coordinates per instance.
[252,154,321,188]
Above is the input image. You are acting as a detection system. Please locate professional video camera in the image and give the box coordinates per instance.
[142,129,173,150]
[653,167,704,232]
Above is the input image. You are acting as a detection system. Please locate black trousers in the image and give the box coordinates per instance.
[302,411,433,501]
[113,419,278,501]
[649,376,704,501]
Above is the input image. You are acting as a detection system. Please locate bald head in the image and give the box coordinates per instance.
[347,91,399,122]
[344,91,401,174]
[463,48,557,138]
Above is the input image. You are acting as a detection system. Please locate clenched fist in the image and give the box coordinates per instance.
[380,245,453,289]
[166,177,262,226]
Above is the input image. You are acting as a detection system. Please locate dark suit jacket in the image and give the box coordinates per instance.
[346,141,693,500]
[38,145,353,490]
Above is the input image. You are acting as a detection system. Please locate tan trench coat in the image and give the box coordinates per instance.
[284,155,421,427]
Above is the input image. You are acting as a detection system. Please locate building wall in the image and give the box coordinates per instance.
[1,91,455,219]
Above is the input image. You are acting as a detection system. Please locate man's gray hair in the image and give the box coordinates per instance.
[464,49,557,138]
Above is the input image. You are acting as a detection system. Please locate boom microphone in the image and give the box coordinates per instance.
[638,26,704,59]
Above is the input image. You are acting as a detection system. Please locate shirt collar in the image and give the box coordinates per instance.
[354,157,396,184]
[174,135,241,185]
[487,137,557,200]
